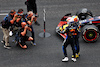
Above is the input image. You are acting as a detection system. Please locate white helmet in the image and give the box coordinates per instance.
[66,17,74,25]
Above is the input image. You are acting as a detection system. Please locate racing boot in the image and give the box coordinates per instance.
[71,58,76,62]
[62,57,69,62]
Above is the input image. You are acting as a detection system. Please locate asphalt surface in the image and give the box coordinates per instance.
[0,0,100,67]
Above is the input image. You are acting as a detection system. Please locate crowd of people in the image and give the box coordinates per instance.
[1,0,40,49]
[1,9,39,49]
[0,0,80,62]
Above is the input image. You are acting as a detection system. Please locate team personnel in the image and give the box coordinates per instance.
[16,22,33,49]
[61,16,80,62]
[25,11,36,45]
[9,9,24,36]
[10,9,24,26]
[1,9,16,49]
[25,0,40,26]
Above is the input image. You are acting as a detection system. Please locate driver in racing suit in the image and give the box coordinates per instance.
[71,16,80,58]
[61,16,80,62]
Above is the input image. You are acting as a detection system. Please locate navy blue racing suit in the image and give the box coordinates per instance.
[62,25,79,58]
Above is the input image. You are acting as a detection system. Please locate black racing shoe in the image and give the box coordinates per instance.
[35,21,40,26]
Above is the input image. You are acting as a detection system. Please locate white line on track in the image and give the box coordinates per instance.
[0,13,8,15]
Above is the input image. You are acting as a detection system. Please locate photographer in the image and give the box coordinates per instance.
[9,9,24,36]
[1,9,16,49]
[25,0,40,26]
[24,11,36,46]
[16,22,33,49]
[11,9,24,27]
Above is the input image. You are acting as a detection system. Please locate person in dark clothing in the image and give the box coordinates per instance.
[62,25,77,62]
[1,9,16,49]
[11,9,24,26]
[16,22,33,49]
[74,33,80,58]
[71,16,80,58]
[25,0,40,26]
[24,11,36,46]
[9,9,24,36]
[61,16,80,62]
[26,0,37,13]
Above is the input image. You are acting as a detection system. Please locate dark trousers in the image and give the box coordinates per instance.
[74,36,80,54]
[30,25,35,43]
[62,37,76,58]
[27,3,37,14]
[20,36,29,46]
